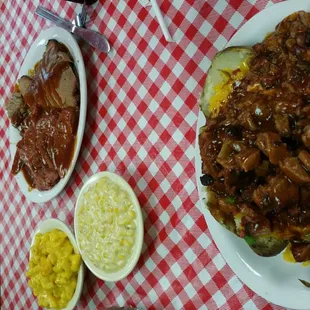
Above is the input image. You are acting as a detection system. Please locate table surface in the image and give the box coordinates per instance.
[0,0,284,309]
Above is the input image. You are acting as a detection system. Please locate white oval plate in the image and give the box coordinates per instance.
[74,171,144,282]
[30,218,85,310]
[195,1,310,309]
[9,27,87,203]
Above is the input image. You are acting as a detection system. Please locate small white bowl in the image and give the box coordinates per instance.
[29,218,85,310]
[74,171,144,282]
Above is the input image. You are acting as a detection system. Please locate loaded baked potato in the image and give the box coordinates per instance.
[199,11,310,260]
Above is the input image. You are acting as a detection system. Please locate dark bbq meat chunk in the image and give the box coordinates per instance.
[299,150,310,171]
[280,157,310,184]
[5,91,28,128]
[253,175,299,214]
[291,243,310,262]
[18,76,32,101]
[235,148,261,172]
[256,132,289,165]
[199,130,222,178]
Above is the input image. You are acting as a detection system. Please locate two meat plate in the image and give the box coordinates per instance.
[195,0,310,309]
[9,27,87,203]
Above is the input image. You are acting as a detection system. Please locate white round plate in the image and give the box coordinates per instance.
[30,218,85,310]
[9,27,87,203]
[195,1,310,309]
[74,171,144,282]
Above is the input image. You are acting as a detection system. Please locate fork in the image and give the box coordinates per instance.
[75,0,87,27]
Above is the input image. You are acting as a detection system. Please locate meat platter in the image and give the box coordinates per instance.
[9,27,87,203]
[195,1,310,309]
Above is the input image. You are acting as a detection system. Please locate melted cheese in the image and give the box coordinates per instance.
[283,244,310,266]
[209,60,249,117]
[283,244,295,263]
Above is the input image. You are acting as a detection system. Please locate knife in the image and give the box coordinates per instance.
[36,6,110,53]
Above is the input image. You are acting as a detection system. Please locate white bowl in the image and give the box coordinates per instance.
[74,171,144,282]
[29,219,85,310]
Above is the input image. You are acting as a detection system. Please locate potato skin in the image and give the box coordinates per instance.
[206,199,288,257]
[199,46,253,117]
[215,218,288,257]
[250,236,289,257]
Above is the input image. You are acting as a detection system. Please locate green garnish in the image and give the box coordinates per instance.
[304,233,310,241]
[225,197,235,204]
[244,235,256,246]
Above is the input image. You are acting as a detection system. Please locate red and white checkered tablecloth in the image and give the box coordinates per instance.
[0,0,285,309]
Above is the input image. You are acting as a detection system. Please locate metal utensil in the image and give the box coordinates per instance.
[75,1,87,27]
[36,6,110,53]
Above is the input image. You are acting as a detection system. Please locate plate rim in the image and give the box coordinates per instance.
[9,26,87,203]
[195,1,310,308]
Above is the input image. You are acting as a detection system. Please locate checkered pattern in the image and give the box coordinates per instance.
[0,0,284,309]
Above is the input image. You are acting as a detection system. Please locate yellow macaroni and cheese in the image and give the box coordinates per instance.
[26,229,81,309]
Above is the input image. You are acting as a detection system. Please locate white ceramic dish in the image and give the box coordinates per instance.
[195,1,310,309]
[9,27,87,203]
[74,171,144,282]
[29,218,85,310]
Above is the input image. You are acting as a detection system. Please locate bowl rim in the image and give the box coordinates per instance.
[29,218,85,310]
[74,171,144,282]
